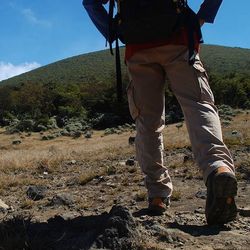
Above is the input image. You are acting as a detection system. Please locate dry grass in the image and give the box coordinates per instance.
[106,165,117,175]
[0,174,44,193]
[0,111,248,193]
[0,130,135,174]
[163,123,190,150]
[222,111,250,146]
[139,240,169,250]
[78,170,101,186]
[78,164,119,186]
[171,190,181,201]
[20,198,35,209]
[135,190,147,202]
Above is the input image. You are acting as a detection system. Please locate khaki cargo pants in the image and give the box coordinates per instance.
[126,45,235,198]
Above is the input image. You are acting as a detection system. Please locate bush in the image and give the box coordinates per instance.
[36,125,47,132]
[16,119,35,132]
[90,113,121,129]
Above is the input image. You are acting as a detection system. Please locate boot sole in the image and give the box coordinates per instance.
[206,172,238,225]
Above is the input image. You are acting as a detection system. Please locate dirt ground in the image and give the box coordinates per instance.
[0,111,249,249]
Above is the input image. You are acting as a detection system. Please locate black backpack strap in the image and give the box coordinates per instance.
[108,0,115,55]
[185,5,204,64]
[108,0,123,103]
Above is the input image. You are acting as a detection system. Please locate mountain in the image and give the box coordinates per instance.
[0,48,122,87]
[200,45,250,74]
[0,44,249,128]
[1,45,250,87]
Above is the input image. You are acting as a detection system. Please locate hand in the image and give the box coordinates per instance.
[199,19,205,27]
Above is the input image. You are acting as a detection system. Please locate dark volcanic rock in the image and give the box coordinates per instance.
[128,136,135,145]
[125,158,135,166]
[50,193,74,206]
[12,140,22,145]
[94,205,140,250]
[26,186,47,201]
[183,154,193,163]
[0,205,140,250]
[195,190,207,199]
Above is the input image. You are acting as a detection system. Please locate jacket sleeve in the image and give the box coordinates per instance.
[82,0,109,40]
[197,0,223,23]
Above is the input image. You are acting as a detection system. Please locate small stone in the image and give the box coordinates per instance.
[12,140,22,145]
[130,200,136,206]
[119,161,126,166]
[194,207,205,214]
[126,158,135,166]
[50,193,74,206]
[73,131,82,138]
[195,190,207,199]
[0,199,9,211]
[138,181,144,187]
[41,136,49,140]
[84,131,92,139]
[96,176,106,183]
[176,123,183,130]
[128,136,135,145]
[176,242,184,247]
[27,185,47,201]
[183,154,193,163]
[106,182,116,188]
[59,212,80,221]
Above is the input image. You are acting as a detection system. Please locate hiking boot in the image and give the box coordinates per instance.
[205,167,238,225]
[148,197,170,215]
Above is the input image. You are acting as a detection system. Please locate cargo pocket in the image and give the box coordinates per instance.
[126,80,139,120]
[193,59,215,104]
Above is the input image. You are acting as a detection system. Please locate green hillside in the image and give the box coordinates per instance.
[1,45,250,87]
[0,44,249,129]
[0,48,124,87]
[200,45,250,74]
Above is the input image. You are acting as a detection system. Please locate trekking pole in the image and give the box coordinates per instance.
[109,0,123,103]
[115,38,123,103]
[108,0,115,55]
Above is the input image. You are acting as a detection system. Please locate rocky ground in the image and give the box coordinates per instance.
[0,111,249,250]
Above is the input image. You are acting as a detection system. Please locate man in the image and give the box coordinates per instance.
[83,0,237,225]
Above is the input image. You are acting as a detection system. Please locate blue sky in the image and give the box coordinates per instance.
[0,0,249,81]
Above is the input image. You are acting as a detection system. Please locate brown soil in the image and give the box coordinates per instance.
[0,112,249,249]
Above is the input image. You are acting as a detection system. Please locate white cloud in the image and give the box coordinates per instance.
[8,3,52,28]
[22,8,52,27]
[0,62,41,81]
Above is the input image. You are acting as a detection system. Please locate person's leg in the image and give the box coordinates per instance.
[163,47,234,181]
[126,50,172,200]
[162,45,237,224]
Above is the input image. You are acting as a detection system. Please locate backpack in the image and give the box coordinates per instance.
[115,0,188,44]
[108,0,203,102]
